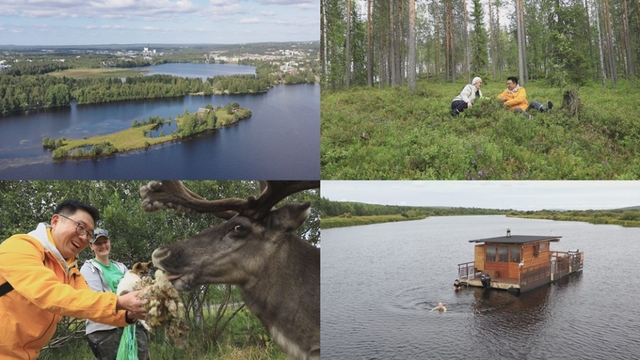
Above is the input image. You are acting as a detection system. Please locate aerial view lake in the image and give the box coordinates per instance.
[322,215,640,359]
[0,63,319,180]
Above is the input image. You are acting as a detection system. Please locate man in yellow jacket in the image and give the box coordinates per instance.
[0,200,147,360]
[499,76,552,117]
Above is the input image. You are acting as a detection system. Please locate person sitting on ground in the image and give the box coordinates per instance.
[430,302,447,312]
[451,76,484,117]
[453,279,463,291]
[498,76,553,118]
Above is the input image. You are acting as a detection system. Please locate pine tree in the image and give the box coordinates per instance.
[470,0,489,76]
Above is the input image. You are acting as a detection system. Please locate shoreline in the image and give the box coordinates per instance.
[47,106,252,161]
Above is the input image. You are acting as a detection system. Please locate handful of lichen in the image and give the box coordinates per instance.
[136,269,189,346]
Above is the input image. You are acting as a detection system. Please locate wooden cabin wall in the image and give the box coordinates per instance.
[482,242,510,278]
[522,241,551,269]
[474,244,485,271]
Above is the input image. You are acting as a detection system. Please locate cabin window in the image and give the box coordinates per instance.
[486,245,496,262]
[510,245,521,262]
[498,245,509,262]
[540,243,547,249]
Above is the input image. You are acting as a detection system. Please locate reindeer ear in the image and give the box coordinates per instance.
[269,202,311,233]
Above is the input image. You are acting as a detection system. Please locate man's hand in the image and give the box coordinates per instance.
[467,102,472,108]
[116,289,147,315]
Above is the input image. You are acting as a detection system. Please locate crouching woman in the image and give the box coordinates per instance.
[451,77,483,117]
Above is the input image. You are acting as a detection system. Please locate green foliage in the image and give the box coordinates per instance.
[321,197,508,218]
[321,80,640,179]
[470,0,489,76]
[508,209,640,228]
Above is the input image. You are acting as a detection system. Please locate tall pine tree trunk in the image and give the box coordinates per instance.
[367,0,373,86]
[345,0,351,88]
[595,0,607,87]
[584,0,596,80]
[603,0,618,87]
[390,0,397,86]
[408,0,416,91]
[622,0,635,84]
[464,0,471,83]
[489,0,497,81]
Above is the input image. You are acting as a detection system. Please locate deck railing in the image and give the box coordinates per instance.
[520,262,551,285]
[457,261,476,280]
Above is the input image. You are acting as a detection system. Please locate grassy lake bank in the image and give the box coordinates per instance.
[321,215,428,229]
[46,105,251,160]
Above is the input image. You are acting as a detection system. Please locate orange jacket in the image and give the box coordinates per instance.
[0,224,128,360]
[498,86,529,112]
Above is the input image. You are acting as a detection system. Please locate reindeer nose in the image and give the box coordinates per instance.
[152,247,170,266]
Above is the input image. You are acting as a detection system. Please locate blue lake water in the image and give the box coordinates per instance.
[322,215,640,359]
[0,64,319,180]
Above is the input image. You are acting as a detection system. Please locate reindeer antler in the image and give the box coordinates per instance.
[140,181,319,220]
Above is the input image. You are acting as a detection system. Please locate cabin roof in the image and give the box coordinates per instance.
[468,235,561,244]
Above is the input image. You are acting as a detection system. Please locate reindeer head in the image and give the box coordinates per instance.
[141,181,319,291]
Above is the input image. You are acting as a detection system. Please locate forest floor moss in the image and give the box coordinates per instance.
[321,79,640,180]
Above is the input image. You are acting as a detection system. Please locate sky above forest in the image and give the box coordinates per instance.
[0,0,318,46]
[321,181,640,211]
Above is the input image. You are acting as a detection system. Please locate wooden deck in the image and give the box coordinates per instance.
[462,276,520,291]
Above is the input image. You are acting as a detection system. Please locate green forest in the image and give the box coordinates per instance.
[320,0,640,179]
[321,197,508,227]
[0,44,319,114]
[321,198,640,228]
[507,208,640,227]
[0,180,319,359]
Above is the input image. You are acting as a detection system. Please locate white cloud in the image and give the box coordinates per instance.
[240,17,261,23]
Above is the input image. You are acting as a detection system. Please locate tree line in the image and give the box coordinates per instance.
[321,0,640,91]
[508,208,640,227]
[321,197,509,217]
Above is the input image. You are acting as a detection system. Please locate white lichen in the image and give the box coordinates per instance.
[136,269,189,347]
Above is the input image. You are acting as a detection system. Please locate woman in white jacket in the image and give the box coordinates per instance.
[451,77,483,116]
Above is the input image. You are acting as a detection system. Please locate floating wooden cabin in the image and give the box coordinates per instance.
[457,231,584,293]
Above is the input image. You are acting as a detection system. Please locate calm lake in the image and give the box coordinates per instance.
[0,63,319,180]
[322,215,640,359]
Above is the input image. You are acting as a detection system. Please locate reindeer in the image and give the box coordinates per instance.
[139,180,320,360]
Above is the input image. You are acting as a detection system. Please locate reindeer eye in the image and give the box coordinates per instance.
[233,225,244,232]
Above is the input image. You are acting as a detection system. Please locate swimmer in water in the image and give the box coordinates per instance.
[430,302,447,312]
[453,279,462,291]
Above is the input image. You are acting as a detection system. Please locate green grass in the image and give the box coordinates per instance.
[321,79,640,179]
[41,308,286,360]
[49,68,148,78]
[322,214,427,229]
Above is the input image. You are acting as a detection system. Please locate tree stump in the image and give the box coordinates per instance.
[562,89,581,117]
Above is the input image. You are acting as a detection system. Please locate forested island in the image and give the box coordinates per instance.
[321,198,640,229]
[41,102,251,159]
[0,42,319,114]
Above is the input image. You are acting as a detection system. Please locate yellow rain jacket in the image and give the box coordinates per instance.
[498,86,529,112]
[0,223,129,360]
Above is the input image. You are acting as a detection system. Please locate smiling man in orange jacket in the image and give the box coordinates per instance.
[499,76,553,117]
[0,200,147,360]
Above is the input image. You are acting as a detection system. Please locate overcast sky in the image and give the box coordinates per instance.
[321,181,640,211]
[0,0,318,46]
